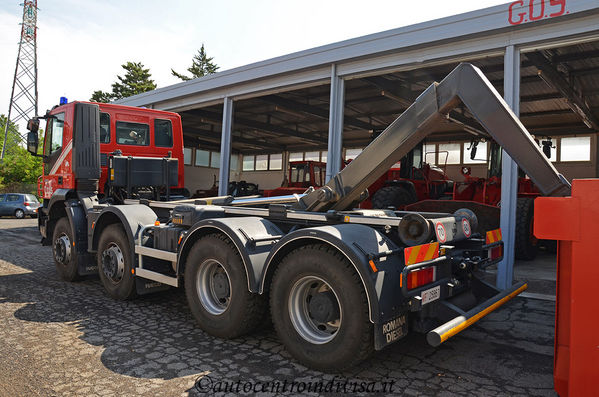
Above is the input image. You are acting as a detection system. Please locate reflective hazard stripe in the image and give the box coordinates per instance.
[404,242,440,266]
[49,140,73,175]
[486,228,503,244]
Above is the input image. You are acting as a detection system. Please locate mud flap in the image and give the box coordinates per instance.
[135,277,170,295]
[374,313,408,350]
[77,252,98,276]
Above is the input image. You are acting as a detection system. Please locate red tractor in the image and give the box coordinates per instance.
[262,160,327,197]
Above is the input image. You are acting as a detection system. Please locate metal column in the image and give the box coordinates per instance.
[218,97,234,196]
[326,64,345,182]
[497,45,520,290]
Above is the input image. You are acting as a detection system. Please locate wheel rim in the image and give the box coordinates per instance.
[54,233,71,265]
[15,209,24,218]
[288,276,342,344]
[101,243,125,283]
[196,259,231,315]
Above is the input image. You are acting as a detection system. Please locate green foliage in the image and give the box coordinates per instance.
[0,115,43,190]
[0,114,22,153]
[90,90,113,103]
[172,44,219,81]
[90,61,157,102]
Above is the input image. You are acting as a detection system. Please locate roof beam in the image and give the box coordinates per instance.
[183,128,282,151]
[187,109,326,145]
[260,95,373,131]
[526,51,599,130]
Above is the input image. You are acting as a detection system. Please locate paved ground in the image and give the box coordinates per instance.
[0,218,557,396]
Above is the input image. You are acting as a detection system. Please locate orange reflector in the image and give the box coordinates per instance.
[489,245,503,260]
[91,222,95,229]
[178,234,184,245]
[407,267,436,290]
[399,273,403,288]
[403,242,440,266]
[131,269,135,274]
[154,220,160,226]
[485,228,503,244]
[368,259,378,273]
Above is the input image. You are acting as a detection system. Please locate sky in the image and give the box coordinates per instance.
[0,0,509,127]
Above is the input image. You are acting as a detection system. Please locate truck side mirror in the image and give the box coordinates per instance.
[27,130,39,155]
[469,141,478,160]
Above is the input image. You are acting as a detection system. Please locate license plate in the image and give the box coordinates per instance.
[422,285,440,305]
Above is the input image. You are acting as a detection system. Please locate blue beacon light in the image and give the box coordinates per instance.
[59,96,68,105]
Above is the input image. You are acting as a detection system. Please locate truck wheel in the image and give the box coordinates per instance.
[52,217,80,281]
[14,209,25,219]
[515,197,538,260]
[372,186,415,209]
[97,224,137,300]
[184,234,267,338]
[270,244,373,372]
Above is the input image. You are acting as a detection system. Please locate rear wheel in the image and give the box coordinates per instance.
[184,234,267,338]
[97,224,137,300]
[515,197,538,260]
[270,244,373,372]
[371,186,415,209]
[52,217,80,281]
[14,209,25,219]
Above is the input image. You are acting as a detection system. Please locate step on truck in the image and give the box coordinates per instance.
[26,63,570,371]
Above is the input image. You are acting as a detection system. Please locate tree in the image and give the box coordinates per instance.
[0,114,23,157]
[90,61,157,102]
[171,44,219,81]
[0,114,43,192]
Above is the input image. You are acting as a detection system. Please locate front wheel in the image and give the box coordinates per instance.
[52,217,80,281]
[270,244,373,372]
[371,186,415,209]
[515,197,538,260]
[97,224,137,300]
[184,234,267,338]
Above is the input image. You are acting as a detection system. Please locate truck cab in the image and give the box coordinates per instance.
[40,101,185,201]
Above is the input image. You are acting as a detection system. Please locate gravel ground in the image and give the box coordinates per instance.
[0,218,557,396]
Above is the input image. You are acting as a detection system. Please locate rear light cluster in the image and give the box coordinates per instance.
[489,245,503,260]
[407,267,436,290]
[24,202,30,207]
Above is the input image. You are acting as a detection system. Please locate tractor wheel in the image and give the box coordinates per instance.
[184,234,267,339]
[515,197,538,261]
[52,217,80,281]
[371,186,415,210]
[97,224,137,300]
[270,244,373,372]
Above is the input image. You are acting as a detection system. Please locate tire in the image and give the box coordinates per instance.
[515,197,538,261]
[270,244,373,372]
[52,217,80,281]
[14,209,25,219]
[97,224,137,300]
[184,233,267,339]
[371,186,415,209]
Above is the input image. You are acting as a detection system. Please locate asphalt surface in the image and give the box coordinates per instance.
[0,218,557,396]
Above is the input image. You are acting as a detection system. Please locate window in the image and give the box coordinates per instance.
[154,119,173,147]
[25,194,39,202]
[345,148,362,160]
[255,155,268,171]
[195,149,210,167]
[321,151,327,163]
[0,195,5,202]
[210,152,220,168]
[100,113,110,143]
[116,121,149,146]
[230,154,239,171]
[305,151,319,161]
[289,152,303,162]
[6,194,20,202]
[313,165,324,187]
[437,143,461,165]
[270,154,283,170]
[463,141,488,164]
[243,155,255,171]
[541,138,557,162]
[183,148,192,165]
[560,136,590,162]
[46,112,65,155]
[423,143,436,165]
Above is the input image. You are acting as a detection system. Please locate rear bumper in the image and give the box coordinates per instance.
[426,281,527,346]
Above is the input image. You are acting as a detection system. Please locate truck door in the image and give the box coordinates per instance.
[42,112,69,198]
